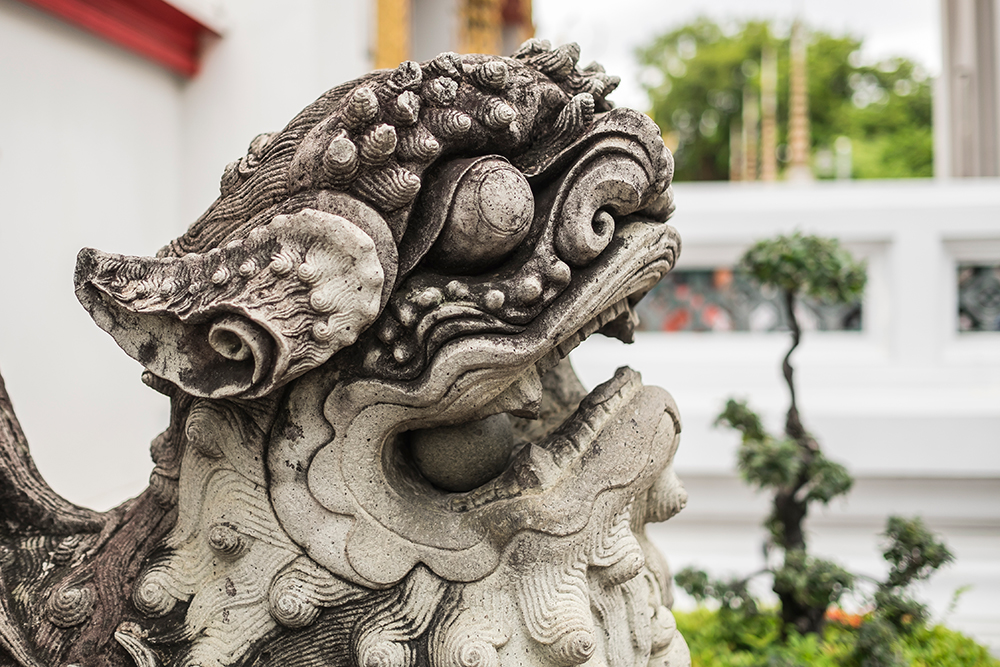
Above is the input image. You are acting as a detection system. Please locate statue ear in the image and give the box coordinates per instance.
[75,208,387,399]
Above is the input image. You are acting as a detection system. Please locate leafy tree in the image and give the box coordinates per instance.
[638,19,933,180]
[676,234,954,655]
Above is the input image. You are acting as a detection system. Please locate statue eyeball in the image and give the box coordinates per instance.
[425,157,534,273]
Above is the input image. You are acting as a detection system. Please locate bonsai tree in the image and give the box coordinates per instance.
[718,232,865,635]
[677,233,955,659]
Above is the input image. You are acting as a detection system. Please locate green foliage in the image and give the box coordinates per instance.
[717,399,811,493]
[850,616,906,667]
[675,566,760,615]
[638,18,934,180]
[903,624,1000,666]
[773,550,854,612]
[873,589,930,633]
[737,435,801,491]
[674,608,1000,667]
[740,232,867,304]
[858,516,956,638]
[695,233,960,655]
[804,453,854,504]
[881,516,955,589]
[717,398,768,442]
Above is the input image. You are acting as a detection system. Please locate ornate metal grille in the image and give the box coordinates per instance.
[958,264,1000,331]
[635,268,862,332]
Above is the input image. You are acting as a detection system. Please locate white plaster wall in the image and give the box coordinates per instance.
[178,0,374,225]
[0,0,181,509]
[573,179,1000,478]
[0,0,374,511]
[411,0,460,62]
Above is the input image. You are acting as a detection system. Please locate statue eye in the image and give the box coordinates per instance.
[424,156,534,273]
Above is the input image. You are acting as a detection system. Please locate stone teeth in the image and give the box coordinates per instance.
[445,281,470,299]
[395,301,417,327]
[377,318,400,344]
[513,276,543,305]
[483,290,505,311]
[414,287,443,308]
[393,342,415,364]
[546,260,571,286]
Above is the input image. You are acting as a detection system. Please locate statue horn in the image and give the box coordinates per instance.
[75,205,391,399]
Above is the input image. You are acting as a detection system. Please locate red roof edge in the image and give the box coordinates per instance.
[16,0,219,77]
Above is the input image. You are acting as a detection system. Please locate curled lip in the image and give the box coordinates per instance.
[267,216,682,586]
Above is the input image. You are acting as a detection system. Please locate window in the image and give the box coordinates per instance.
[958,264,1000,332]
[635,268,862,333]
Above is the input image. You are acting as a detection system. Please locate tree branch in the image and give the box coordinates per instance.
[782,289,805,441]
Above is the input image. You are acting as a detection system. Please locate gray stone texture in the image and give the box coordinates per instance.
[0,41,688,667]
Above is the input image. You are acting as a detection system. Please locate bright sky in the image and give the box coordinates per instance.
[534,0,941,110]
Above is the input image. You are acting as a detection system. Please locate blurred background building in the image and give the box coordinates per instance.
[0,0,997,653]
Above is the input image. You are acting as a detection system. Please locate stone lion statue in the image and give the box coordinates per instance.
[0,41,688,667]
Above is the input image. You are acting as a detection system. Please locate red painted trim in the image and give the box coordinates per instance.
[16,0,217,77]
[501,0,525,26]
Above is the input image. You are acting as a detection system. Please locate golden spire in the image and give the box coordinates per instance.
[375,0,411,69]
[787,19,813,181]
[760,44,778,181]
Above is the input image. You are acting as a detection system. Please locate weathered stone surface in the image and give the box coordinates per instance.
[0,41,688,667]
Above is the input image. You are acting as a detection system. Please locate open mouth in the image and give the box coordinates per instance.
[270,175,680,588]
[397,219,681,504]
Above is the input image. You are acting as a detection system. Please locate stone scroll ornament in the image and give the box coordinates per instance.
[0,41,689,667]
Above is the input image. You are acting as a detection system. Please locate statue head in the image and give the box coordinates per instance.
[68,42,688,667]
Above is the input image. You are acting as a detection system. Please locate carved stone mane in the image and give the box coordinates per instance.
[0,41,688,667]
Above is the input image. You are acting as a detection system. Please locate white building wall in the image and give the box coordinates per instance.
[0,0,183,508]
[177,0,374,224]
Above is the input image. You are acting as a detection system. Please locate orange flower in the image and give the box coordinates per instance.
[825,607,863,628]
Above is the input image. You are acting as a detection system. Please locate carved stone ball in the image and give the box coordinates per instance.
[425,158,534,272]
[409,413,516,492]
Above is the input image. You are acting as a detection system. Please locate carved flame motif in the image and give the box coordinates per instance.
[0,40,688,667]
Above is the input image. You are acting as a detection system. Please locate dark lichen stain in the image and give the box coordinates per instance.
[137,340,159,366]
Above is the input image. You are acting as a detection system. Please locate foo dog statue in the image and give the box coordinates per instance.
[0,41,688,667]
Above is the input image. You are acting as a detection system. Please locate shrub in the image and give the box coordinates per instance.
[674,607,1000,667]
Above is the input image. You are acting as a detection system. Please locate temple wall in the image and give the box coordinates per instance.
[0,0,182,506]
